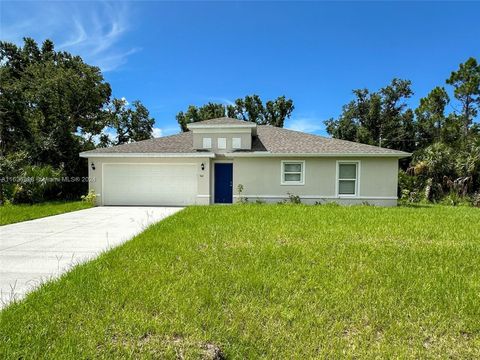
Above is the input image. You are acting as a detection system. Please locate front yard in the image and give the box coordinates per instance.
[0,201,92,226]
[1,204,479,358]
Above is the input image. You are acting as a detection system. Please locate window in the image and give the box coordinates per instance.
[281,161,305,185]
[232,137,241,149]
[202,137,212,149]
[217,138,227,149]
[337,162,359,196]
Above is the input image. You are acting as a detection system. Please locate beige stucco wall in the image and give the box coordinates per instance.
[232,157,399,206]
[87,156,211,205]
[192,129,252,152]
[88,155,399,207]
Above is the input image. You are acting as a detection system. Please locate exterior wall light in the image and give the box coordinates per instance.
[91,162,96,170]
[201,163,205,171]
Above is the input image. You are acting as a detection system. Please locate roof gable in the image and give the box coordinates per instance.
[187,117,255,127]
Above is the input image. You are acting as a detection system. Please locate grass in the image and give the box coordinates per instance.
[1,204,480,358]
[0,200,93,226]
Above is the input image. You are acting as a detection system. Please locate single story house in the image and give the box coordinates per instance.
[80,117,410,206]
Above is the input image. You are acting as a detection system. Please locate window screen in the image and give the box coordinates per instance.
[338,163,357,195]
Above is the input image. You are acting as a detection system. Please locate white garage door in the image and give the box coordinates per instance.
[102,163,197,206]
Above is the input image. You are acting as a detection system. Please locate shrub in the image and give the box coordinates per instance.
[286,192,301,204]
[400,188,422,203]
[0,151,28,204]
[12,165,64,204]
[440,192,471,207]
[398,170,422,201]
[81,190,97,206]
[472,193,480,207]
[236,184,248,204]
[409,143,456,202]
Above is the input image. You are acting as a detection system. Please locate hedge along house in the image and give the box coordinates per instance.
[80,117,410,206]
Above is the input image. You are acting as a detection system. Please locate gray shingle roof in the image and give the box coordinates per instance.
[84,132,195,154]
[188,117,254,126]
[81,117,409,157]
[252,126,408,155]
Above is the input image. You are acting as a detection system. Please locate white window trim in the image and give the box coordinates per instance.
[232,137,241,149]
[217,137,227,149]
[336,160,361,197]
[202,137,212,149]
[280,160,305,186]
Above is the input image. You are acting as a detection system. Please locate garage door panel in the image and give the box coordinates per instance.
[103,164,197,206]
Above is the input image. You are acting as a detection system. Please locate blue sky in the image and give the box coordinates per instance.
[1,1,479,137]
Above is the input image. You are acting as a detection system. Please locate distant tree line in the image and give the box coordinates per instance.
[325,57,480,205]
[0,38,154,203]
[176,95,294,132]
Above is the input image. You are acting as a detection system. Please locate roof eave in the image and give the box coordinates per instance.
[79,152,216,158]
[227,152,411,158]
[187,123,257,130]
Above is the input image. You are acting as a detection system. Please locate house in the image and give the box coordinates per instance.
[79,117,410,206]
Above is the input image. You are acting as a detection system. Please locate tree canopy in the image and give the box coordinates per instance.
[99,98,154,147]
[325,79,416,152]
[176,95,294,131]
[0,38,155,202]
[325,57,480,203]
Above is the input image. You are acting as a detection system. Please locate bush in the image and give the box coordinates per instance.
[81,190,97,206]
[440,192,471,207]
[398,170,424,202]
[236,184,248,204]
[281,192,301,204]
[472,193,480,207]
[0,151,28,204]
[11,165,64,204]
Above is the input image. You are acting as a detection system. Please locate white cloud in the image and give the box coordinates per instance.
[0,2,138,72]
[285,117,326,135]
[152,128,163,138]
[208,97,235,106]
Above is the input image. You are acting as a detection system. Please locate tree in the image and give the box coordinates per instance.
[1,38,156,202]
[265,96,294,127]
[176,104,207,132]
[227,95,265,123]
[395,109,416,153]
[0,42,32,156]
[0,38,111,168]
[324,79,414,151]
[1,38,113,199]
[101,98,155,146]
[446,57,480,137]
[379,79,414,150]
[415,87,450,147]
[410,142,456,201]
[176,94,294,131]
[198,102,227,121]
[456,137,480,191]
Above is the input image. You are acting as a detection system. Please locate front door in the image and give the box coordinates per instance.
[214,163,233,203]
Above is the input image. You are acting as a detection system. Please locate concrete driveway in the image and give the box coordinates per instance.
[0,206,183,308]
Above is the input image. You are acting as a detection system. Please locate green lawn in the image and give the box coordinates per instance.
[1,205,479,358]
[0,201,93,226]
